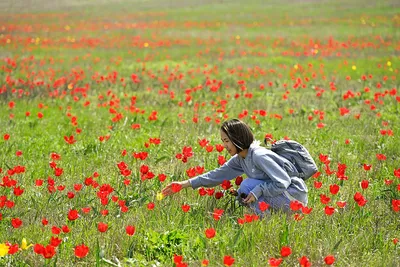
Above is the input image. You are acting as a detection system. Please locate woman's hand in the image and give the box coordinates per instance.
[161,180,191,197]
[243,193,256,204]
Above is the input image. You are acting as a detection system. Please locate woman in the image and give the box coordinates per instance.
[161,119,308,214]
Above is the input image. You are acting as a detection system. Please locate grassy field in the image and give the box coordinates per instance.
[0,0,399,266]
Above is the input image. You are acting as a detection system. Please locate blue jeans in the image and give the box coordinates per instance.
[237,178,306,215]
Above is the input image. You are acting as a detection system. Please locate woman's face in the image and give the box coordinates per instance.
[220,130,238,156]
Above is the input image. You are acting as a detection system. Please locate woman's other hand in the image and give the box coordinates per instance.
[243,193,256,204]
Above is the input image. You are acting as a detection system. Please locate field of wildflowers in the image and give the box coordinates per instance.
[0,0,399,266]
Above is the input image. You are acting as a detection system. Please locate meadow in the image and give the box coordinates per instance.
[0,0,399,266]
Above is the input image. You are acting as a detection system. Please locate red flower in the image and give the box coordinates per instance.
[147,202,155,210]
[363,164,372,171]
[235,176,243,186]
[158,173,167,182]
[299,256,311,267]
[392,199,400,212]
[62,225,70,233]
[201,259,209,266]
[171,183,182,193]
[34,244,45,255]
[67,209,79,221]
[329,184,339,195]
[376,154,387,160]
[7,243,18,255]
[74,244,89,258]
[181,204,190,212]
[336,201,347,208]
[324,206,335,216]
[205,228,216,239]
[215,191,224,199]
[218,155,227,165]
[280,246,292,257]
[212,209,224,221]
[320,194,331,204]
[126,225,135,236]
[11,217,22,228]
[50,236,62,247]
[15,150,22,157]
[268,257,282,267]
[98,222,108,232]
[301,206,313,214]
[314,181,322,189]
[290,200,303,211]
[393,168,400,178]
[324,255,335,265]
[52,226,61,235]
[64,135,76,144]
[13,186,24,196]
[360,180,369,189]
[221,180,232,190]
[223,255,235,266]
[259,201,270,212]
[215,144,224,152]
[4,133,10,141]
[42,245,56,259]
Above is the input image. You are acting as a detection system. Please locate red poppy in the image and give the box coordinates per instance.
[147,202,155,210]
[336,201,347,208]
[235,176,243,186]
[126,225,135,236]
[280,246,292,257]
[259,201,270,212]
[50,236,62,247]
[324,206,335,216]
[11,218,22,228]
[320,194,331,204]
[181,204,190,212]
[314,181,322,189]
[223,255,235,266]
[98,222,108,232]
[299,256,311,267]
[376,154,387,160]
[62,225,70,233]
[363,164,372,171]
[360,180,369,189]
[268,257,282,266]
[201,259,209,266]
[171,183,182,193]
[329,184,339,195]
[205,228,216,239]
[301,206,313,214]
[215,191,224,199]
[290,200,303,211]
[324,255,335,265]
[67,209,79,221]
[74,244,89,258]
[7,243,18,255]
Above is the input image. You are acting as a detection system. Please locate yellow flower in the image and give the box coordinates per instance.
[156,192,164,201]
[352,65,357,70]
[21,238,33,250]
[0,243,9,257]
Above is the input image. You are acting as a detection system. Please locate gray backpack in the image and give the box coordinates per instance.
[266,139,318,180]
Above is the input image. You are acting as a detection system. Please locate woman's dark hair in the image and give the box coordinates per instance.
[221,119,254,153]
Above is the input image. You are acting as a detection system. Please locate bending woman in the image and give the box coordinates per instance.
[161,119,308,214]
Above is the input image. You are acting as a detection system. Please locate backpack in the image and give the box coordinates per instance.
[265,139,318,180]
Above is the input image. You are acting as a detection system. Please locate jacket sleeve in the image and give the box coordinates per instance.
[188,156,244,189]
[250,153,291,198]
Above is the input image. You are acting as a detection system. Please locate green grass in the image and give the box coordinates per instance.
[0,0,399,266]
